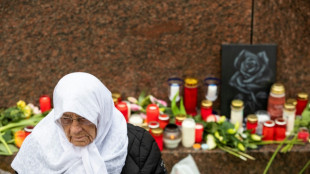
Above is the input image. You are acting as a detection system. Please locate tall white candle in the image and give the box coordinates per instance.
[206,84,217,101]
[169,83,180,101]
[182,118,196,148]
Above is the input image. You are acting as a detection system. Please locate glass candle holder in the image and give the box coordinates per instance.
[255,110,270,135]
[283,103,295,135]
[39,95,51,113]
[182,118,196,148]
[246,114,258,134]
[296,92,308,116]
[275,118,286,141]
[230,99,244,133]
[129,114,143,127]
[262,120,275,141]
[163,124,182,149]
[146,104,159,123]
[267,83,285,120]
[24,126,34,137]
[195,123,204,143]
[168,77,183,102]
[151,128,163,151]
[204,77,220,102]
[148,121,159,134]
[116,102,128,122]
[201,100,213,121]
[184,78,198,116]
[175,114,186,126]
[112,92,122,103]
[297,127,309,143]
[158,114,170,129]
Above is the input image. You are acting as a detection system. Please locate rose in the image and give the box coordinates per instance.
[229,49,274,114]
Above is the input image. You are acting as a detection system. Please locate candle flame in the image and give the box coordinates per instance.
[170,135,175,140]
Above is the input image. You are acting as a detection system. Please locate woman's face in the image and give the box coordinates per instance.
[60,112,97,147]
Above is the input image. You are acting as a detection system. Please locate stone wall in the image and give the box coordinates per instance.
[0,0,309,108]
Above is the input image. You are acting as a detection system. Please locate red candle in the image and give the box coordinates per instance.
[184,78,198,116]
[151,128,163,151]
[296,93,308,116]
[39,95,51,113]
[262,120,275,141]
[275,118,286,141]
[195,123,204,143]
[158,114,170,129]
[24,126,34,137]
[246,114,258,134]
[146,104,159,123]
[175,114,186,126]
[148,121,159,134]
[201,100,212,121]
[116,102,128,122]
[297,127,309,143]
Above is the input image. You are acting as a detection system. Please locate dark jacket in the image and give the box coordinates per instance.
[121,124,167,174]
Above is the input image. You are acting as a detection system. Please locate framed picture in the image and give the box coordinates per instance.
[220,44,277,118]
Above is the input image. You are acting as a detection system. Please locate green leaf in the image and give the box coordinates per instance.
[138,91,146,106]
[171,91,180,116]
[179,97,186,115]
[2,130,12,142]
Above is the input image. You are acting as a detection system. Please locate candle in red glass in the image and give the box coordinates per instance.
[201,100,212,121]
[146,104,159,123]
[151,128,163,151]
[148,121,159,134]
[297,127,309,143]
[246,114,258,134]
[195,123,204,143]
[39,95,51,113]
[112,93,122,103]
[24,126,34,137]
[275,118,286,141]
[184,78,198,116]
[158,114,170,129]
[262,120,275,141]
[267,83,285,120]
[296,93,308,116]
[175,114,186,126]
[116,102,128,122]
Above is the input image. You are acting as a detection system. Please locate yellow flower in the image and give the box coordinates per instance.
[250,134,262,141]
[218,116,226,123]
[17,100,26,109]
[238,143,245,152]
[227,128,236,134]
[23,106,32,118]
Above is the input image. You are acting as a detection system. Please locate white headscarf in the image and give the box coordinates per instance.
[11,72,128,174]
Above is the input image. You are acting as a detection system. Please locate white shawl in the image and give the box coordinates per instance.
[11,72,128,174]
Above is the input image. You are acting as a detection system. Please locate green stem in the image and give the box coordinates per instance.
[219,146,247,161]
[255,140,304,145]
[299,160,310,174]
[225,146,255,160]
[0,134,12,155]
[263,136,288,174]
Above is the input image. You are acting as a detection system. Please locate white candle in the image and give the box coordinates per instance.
[206,84,217,101]
[129,114,143,127]
[182,118,196,148]
[169,83,180,101]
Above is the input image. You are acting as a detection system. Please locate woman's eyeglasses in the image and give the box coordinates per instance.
[60,116,93,126]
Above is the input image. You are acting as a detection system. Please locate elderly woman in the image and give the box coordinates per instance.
[11,72,166,174]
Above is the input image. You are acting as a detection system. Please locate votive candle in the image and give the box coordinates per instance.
[39,95,51,113]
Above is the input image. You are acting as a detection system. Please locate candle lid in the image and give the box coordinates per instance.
[112,93,121,99]
[201,143,209,150]
[201,100,212,108]
[113,98,118,103]
[148,121,160,129]
[184,78,198,88]
[24,126,34,132]
[270,83,285,95]
[151,128,163,136]
[175,114,186,121]
[264,120,275,127]
[297,92,308,100]
[286,98,297,106]
[284,103,295,111]
[275,118,286,126]
[193,143,201,150]
[247,114,258,123]
[159,114,170,121]
[147,104,159,111]
[231,99,244,108]
[195,123,204,130]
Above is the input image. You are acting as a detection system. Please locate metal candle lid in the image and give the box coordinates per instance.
[151,128,163,136]
[175,114,186,121]
[184,78,198,88]
[284,103,295,111]
[201,100,213,108]
[287,98,297,106]
[247,114,258,123]
[275,118,286,126]
[264,120,275,127]
[231,99,244,108]
[270,83,285,95]
[297,92,308,100]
